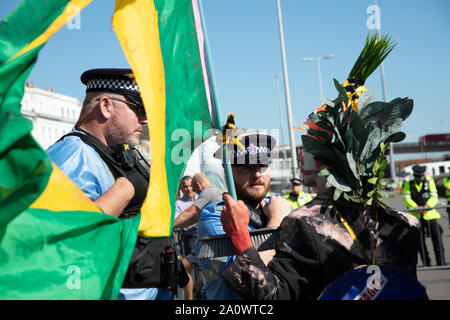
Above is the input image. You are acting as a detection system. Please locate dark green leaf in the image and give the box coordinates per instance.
[311,149,338,168]
[330,145,360,189]
[333,79,349,107]
[327,174,352,192]
[360,124,381,165]
[343,130,354,152]
[399,98,413,120]
[346,152,359,181]
[381,118,402,142]
[385,131,406,143]
[308,128,333,142]
[359,101,390,122]
[301,135,327,152]
[333,188,343,201]
[363,144,381,174]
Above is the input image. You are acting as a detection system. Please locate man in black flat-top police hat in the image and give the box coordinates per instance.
[48,68,148,218]
[194,128,292,300]
[47,68,187,300]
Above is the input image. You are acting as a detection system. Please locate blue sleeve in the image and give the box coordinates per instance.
[46,136,114,200]
[196,201,235,272]
[195,201,244,299]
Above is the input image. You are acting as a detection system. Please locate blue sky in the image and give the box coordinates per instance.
[1,0,449,155]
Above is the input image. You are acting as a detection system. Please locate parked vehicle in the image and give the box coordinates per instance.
[399,160,450,179]
[398,161,450,197]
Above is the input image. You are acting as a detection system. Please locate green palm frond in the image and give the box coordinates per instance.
[347,33,397,85]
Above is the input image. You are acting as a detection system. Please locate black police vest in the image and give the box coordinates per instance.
[59,128,148,216]
[409,179,431,206]
[57,129,175,289]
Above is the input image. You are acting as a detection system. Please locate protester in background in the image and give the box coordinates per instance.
[174,172,222,300]
[284,177,312,210]
[444,176,450,230]
[403,165,446,266]
[47,68,187,300]
[174,173,222,231]
[174,175,197,254]
[176,175,196,202]
[195,129,291,300]
[173,175,198,299]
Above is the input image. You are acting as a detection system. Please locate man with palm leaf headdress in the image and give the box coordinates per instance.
[219,34,428,300]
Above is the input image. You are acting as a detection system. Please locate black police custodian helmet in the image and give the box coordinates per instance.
[214,129,276,165]
[80,68,143,107]
[412,165,426,177]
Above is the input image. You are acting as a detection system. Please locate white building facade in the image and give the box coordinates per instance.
[20,83,294,190]
[21,83,81,150]
[21,83,151,162]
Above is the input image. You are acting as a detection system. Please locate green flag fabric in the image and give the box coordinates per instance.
[0,0,139,300]
[112,0,219,237]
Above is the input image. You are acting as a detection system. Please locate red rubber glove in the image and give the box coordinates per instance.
[221,193,253,254]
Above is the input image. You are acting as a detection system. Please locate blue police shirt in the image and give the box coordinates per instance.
[46,131,169,300]
[46,131,114,200]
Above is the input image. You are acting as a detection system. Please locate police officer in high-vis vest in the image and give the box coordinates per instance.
[444,176,450,229]
[284,178,312,210]
[403,165,445,266]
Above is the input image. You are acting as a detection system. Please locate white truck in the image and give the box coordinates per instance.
[399,160,450,180]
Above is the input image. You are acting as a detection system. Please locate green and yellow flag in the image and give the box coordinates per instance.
[0,0,139,299]
[0,0,219,298]
[113,0,218,237]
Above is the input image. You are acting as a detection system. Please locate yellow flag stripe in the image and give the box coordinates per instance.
[8,0,93,62]
[12,0,101,214]
[30,164,101,213]
[113,0,170,237]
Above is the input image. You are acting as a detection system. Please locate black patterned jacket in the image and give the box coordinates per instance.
[222,198,420,300]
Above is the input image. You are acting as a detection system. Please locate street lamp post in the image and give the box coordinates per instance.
[275,0,298,178]
[374,0,396,180]
[301,55,334,101]
[274,73,288,180]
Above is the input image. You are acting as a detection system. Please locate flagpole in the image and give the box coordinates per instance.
[198,0,237,200]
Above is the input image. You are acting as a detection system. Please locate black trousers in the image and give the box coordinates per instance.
[447,206,450,228]
[182,233,197,256]
[418,218,446,266]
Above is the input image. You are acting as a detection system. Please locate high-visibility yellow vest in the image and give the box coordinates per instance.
[443,176,450,202]
[402,176,441,220]
[284,191,312,210]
